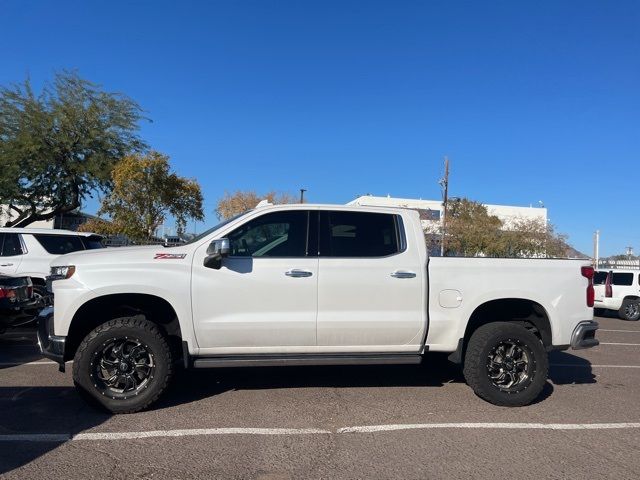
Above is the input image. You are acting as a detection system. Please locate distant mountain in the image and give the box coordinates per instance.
[564,245,590,259]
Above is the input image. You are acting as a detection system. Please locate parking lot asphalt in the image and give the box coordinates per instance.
[1,316,639,479]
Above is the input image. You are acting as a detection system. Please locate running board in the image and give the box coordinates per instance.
[192,354,423,369]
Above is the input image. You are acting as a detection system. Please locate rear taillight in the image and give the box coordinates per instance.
[0,287,16,299]
[605,271,613,298]
[581,266,595,307]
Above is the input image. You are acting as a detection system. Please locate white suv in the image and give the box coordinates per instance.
[0,228,103,300]
[594,269,640,321]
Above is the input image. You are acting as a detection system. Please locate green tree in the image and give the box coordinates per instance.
[79,152,204,242]
[444,198,504,256]
[429,198,570,258]
[215,190,297,220]
[0,71,146,227]
[501,217,570,258]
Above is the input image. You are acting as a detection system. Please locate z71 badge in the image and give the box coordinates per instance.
[154,253,187,259]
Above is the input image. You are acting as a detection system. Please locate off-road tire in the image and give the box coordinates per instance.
[619,298,640,321]
[72,316,173,414]
[463,322,549,407]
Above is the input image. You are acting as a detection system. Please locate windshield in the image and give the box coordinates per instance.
[181,211,251,246]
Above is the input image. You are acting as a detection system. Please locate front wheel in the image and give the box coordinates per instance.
[72,316,173,413]
[463,322,549,407]
[619,299,640,321]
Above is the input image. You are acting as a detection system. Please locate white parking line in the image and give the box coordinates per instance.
[2,423,640,442]
[599,342,640,346]
[0,428,330,442]
[337,422,640,433]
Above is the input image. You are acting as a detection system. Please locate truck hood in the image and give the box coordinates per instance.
[50,245,192,267]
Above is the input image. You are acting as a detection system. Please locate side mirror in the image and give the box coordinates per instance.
[204,238,230,269]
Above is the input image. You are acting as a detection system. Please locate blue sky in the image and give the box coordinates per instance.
[1,1,638,256]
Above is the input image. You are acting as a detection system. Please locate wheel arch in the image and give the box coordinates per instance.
[64,293,183,362]
[449,298,552,363]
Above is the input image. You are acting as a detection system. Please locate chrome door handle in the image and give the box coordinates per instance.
[0,263,14,267]
[391,270,416,279]
[285,269,313,278]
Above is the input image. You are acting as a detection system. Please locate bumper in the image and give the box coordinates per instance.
[37,306,66,370]
[570,320,599,350]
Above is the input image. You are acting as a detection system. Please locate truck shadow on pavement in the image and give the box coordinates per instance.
[0,352,596,474]
[154,352,572,410]
[548,351,596,385]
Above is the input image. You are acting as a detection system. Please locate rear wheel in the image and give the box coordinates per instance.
[463,322,548,407]
[619,299,640,321]
[72,316,173,413]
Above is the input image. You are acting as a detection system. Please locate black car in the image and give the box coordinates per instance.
[0,274,37,332]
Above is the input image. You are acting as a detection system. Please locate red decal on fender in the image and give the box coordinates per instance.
[154,253,187,259]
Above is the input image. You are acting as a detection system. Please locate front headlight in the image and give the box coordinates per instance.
[50,265,76,279]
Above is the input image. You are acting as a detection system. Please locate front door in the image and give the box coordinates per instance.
[192,210,318,352]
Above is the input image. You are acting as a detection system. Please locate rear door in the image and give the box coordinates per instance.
[316,210,425,351]
[0,233,24,275]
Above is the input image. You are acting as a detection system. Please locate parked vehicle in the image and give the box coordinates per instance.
[0,275,36,333]
[39,203,598,413]
[594,270,640,321]
[0,228,103,304]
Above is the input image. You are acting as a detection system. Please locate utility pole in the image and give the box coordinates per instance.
[439,156,450,256]
[299,188,307,204]
[439,157,450,255]
[593,230,600,269]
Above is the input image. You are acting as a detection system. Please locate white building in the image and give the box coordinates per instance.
[347,195,547,230]
[0,205,54,229]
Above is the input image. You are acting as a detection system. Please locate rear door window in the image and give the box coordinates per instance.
[33,234,86,255]
[0,233,24,256]
[319,211,401,257]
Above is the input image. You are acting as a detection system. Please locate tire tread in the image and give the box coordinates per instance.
[72,315,173,414]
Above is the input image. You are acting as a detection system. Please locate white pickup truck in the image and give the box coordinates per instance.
[39,203,599,413]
